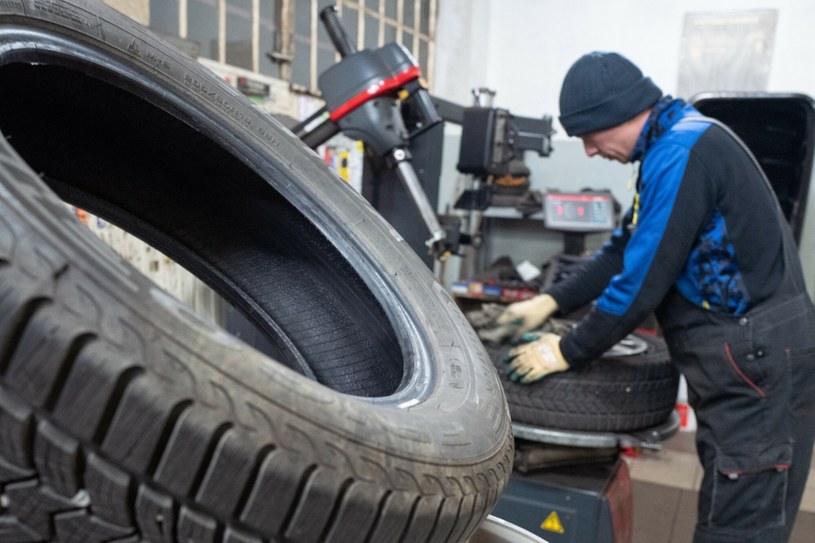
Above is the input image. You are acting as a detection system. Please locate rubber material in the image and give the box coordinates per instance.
[490,333,679,432]
[0,1,513,541]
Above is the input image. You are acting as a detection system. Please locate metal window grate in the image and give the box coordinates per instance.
[148,0,436,92]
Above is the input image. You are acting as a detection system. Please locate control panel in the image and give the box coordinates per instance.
[544,191,615,232]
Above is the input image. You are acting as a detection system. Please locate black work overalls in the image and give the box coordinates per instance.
[657,120,815,543]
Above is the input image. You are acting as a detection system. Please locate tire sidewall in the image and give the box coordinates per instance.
[0,0,510,465]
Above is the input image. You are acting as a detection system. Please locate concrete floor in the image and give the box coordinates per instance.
[627,430,815,543]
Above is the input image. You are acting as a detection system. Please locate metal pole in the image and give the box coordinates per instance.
[393,151,446,252]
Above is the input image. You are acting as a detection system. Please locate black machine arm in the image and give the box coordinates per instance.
[292,5,555,261]
[319,5,357,58]
[294,4,448,257]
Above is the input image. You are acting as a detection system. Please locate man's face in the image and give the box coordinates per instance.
[579,123,637,163]
[577,110,649,163]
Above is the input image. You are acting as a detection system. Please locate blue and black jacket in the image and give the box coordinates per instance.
[549,97,787,368]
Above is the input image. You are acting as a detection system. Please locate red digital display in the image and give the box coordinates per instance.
[544,191,615,232]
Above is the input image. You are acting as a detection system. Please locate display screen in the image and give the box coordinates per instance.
[544,191,615,232]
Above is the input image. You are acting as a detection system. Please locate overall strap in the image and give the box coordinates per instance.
[679,115,807,295]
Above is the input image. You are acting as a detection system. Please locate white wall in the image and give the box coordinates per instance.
[437,0,815,128]
[103,0,148,25]
[434,0,815,293]
[434,0,493,107]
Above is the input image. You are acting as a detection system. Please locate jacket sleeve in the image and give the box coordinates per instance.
[546,209,632,313]
[559,142,714,368]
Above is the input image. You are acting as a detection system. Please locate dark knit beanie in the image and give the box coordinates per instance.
[559,52,662,136]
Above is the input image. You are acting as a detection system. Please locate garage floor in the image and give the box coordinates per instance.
[627,430,815,543]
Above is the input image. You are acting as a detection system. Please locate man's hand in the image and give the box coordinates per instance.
[496,294,559,337]
[505,333,569,384]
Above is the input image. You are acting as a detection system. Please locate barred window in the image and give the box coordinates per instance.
[148,0,436,93]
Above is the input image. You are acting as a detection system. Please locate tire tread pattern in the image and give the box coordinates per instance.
[0,1,514,540]
[491,337,680,431]
[0,68,513,543]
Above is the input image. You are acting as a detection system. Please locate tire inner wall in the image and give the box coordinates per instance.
[0,62,403,397]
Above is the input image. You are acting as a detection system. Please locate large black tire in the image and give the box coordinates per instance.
[0,2,512,542]
[490,332,679,432]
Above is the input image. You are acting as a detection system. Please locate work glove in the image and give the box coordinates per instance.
[505,333,569,384]
[496,293,559,338]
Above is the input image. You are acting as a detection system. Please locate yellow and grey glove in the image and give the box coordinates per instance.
[496,293,559,337]
[504,333,569,384]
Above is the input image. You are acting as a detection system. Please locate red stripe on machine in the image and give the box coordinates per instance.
[329,65,421,121]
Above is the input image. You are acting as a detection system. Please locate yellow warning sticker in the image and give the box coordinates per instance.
[540,511,565,534]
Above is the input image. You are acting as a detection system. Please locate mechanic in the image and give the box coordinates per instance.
[498,51,815,543]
